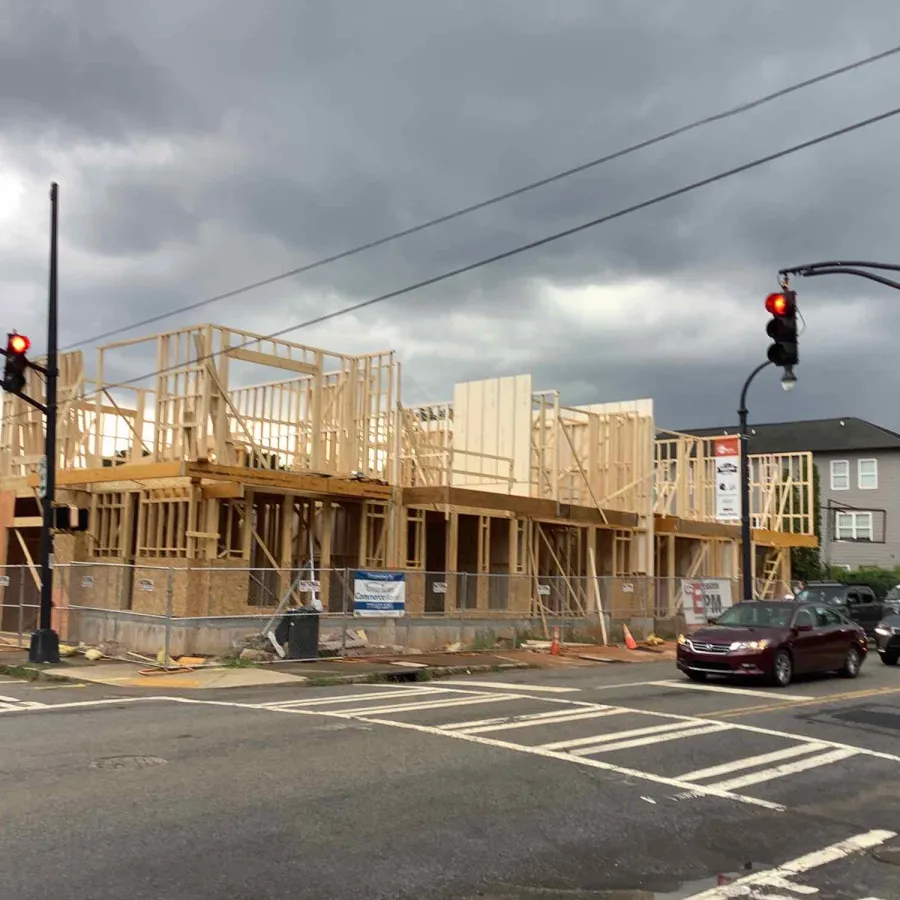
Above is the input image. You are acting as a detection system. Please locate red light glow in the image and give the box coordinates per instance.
[765,292,789,316]
[8,334,29,354]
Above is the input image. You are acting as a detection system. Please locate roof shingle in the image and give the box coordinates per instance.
[670,417,900,454]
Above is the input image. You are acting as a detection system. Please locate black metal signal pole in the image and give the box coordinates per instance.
[30,183,60,664]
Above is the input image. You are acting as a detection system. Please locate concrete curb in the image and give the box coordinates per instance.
[0,662,74,684]
[0,659,535,690]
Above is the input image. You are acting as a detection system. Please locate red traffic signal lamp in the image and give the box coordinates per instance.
[764,291,798,368]
[2,332,31,394]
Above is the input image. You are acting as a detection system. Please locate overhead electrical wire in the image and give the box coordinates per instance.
[56,41,900,354]
[91,103,900,395]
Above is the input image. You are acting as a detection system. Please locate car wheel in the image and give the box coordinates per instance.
[686,671,707,683]
[772,649,793,687]
[839,647,862,678]
[881,652,899,667]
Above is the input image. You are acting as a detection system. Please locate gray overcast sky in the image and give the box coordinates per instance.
[2,0,900,431]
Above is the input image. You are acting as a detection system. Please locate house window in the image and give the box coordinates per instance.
[858,458,878,490]
[830,459,849,490]
[835,511,873,542]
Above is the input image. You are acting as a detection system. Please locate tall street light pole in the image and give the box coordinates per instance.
[738,360,796,601]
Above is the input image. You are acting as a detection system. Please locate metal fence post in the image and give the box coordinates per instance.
[458,571,467,646]
[164,567,174,669]
[17,567,25,649]
[340,568,350,658]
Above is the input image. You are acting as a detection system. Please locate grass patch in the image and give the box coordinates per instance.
[222,656,261,669]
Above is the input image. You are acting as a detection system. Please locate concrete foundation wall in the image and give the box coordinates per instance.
[64,607,683,659]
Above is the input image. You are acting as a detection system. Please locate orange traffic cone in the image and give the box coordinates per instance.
[622,624,638,651]
[550,625,560,656]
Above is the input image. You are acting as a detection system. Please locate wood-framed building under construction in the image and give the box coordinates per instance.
[0,324,816,631]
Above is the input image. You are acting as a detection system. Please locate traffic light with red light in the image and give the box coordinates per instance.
[765,291,798,368]
[2,332,30,393]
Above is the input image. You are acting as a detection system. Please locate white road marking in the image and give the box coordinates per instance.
[569,723,727,756]
[453,708,627,735]
[437,680,579,693]
[336,693,522,716]
[685,829,896,898]
[650,680,809,701]
[440,706,593,731]
[326,710,785,810]
[257,688,444,708]
[707,747,859,793]
[678,742,829,783]
[542,719,710,751]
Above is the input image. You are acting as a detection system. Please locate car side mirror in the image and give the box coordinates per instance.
[794,623,813,633]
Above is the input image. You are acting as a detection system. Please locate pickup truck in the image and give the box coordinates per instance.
[794,582,897,636]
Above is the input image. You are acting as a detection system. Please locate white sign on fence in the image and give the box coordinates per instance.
[139,578,154,592]
[353,570,406,617]
[81,576,94,588]
[537,583,551,596]
[433,582,447,594]
[0,575,9,587]
[714,436,741,521]
[297,580,320,592]
[682,579,733,625]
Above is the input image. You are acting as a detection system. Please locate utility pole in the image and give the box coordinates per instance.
[30,183,60,664]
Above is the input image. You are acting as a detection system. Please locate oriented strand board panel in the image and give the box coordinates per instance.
[452,375,532,495]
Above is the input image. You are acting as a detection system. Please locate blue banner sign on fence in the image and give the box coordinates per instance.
[353,571,406,617]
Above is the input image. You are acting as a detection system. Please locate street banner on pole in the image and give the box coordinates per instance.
[353,571,406,617]
[714,436,741,521]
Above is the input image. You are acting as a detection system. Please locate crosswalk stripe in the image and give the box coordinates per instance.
[677,742,828,783]
[257,688,441,709]
[650,680,808,701]
[569,723,727,756]
[707,747,858,792]
[541,718,706,752]
[337,693,521,716]
[454,708,627,735]
[437,680,579,693]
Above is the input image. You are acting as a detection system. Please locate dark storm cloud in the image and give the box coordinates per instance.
[3,0,900,430]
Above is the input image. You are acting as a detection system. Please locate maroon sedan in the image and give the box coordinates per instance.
[677,600,868,688]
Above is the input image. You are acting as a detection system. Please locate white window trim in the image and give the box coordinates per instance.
[858,458,878,490]
[835,510,874,542]
[830,459,849,491]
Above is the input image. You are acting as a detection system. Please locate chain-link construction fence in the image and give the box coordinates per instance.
[0,563,794,666]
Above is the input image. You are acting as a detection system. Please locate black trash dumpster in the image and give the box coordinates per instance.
[285,607,320,660]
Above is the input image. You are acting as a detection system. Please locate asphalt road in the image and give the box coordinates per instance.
[2,658,900,899]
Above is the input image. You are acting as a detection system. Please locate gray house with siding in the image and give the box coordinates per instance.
[676,417,900,571]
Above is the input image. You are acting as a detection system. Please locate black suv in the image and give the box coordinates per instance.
[794,582,883,636]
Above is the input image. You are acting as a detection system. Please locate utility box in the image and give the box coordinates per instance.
[285,608,320,660]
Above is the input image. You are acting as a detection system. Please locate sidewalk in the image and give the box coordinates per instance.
[0,642,674,691]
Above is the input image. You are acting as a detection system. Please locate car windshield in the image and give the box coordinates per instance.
[714,602,795,628]
[795,587,845,605]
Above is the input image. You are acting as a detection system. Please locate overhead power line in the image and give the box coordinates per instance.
[93,103,900,394]
[58,42,900,354]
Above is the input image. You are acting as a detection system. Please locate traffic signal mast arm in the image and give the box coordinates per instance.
[780,260,900,292]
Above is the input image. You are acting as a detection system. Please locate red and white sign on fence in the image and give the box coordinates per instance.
[714,436,740,521]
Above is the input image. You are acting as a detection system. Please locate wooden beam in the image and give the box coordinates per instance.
[186,461,392,500]
[25,461,184,488]
[402,486,638,529]
[12,517,42,529]
[200,482,243,500]
[752,529,818,549]
[653,515,741,540]
[225,346,318,376]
